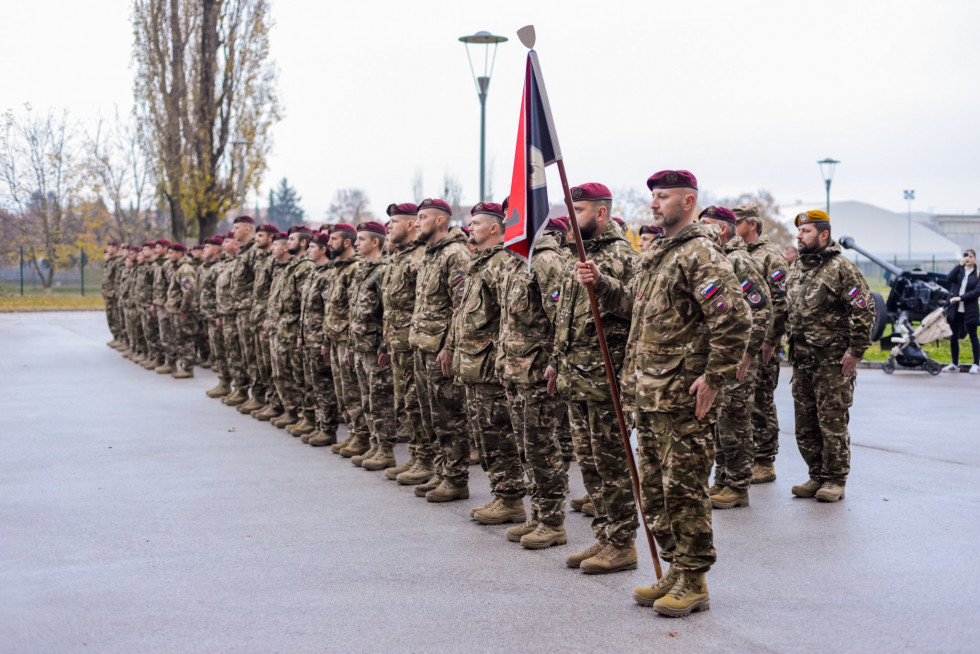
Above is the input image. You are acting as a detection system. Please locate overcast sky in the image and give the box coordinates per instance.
[5,0,979,221]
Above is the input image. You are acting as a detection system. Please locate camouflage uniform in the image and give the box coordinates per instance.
[102,253,124,341]
[322,256,369,447]
[121,261,144,356]
[380,240,427,460]
[552,220,638,548]
[449,243,523,501]
[138,259,162,365]
[498,232,568,526]
[596,221,750,571]
[199,256,227,381]
[153,257,176,367]
[275,254,315,415]
[409,228,470,487]
[164,255,199,370]
[786,239,874,486]
[299,262,339,438]
[746,236,789,465]
[215,257,243,388]
[231,239,260,393]
[713,235,772,491]
[249,247,276,401]
[349,258,398,449]
[265,258,291,411]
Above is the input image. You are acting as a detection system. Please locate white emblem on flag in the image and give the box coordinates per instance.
[529,145,546,190]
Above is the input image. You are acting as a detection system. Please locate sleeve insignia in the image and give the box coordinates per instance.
[451,273,464,286]
[321,289,330,299]
[711,295,730,314]
[181,277,192,289]
[348,289,354,298]
[551,289,561,302]
[741,279,766,307]
[699,280,721,299]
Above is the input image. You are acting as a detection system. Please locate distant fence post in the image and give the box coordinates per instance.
[80,247,85,296]
[19,246,24,296]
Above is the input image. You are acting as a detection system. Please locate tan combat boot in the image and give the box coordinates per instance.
[708,482,724,496]
[506,520,540,543]
[815,482,845,502]
[198,360,211,370]
[565,541,604,567]
[653,571,710,617]
[474,498,526,526]
[271,411,297,429]
[287,416,315,437]
[238,395,262,414]
[426,480,469,503]
[385,457,415,481]
[308,431,338,447]
[470,498,500,519]
[710,486,749,509]
[206,378,232,398]
[569,495,589,512]
[253,404,281,422]
[520,523,567,550]
[339,437,370,458]
[154,363,175,374]
[171,367,194,379]
[633,565,681,606]
[222,388,248,406]
[751,462,777,484]
[362,443,396,471]
[580,542,638,575]
[414,475,442,498]
[330,435,354,455]
[397,460,435,486]
[351,443,378,467]
[581,501,596,517]
[791,478,823,498]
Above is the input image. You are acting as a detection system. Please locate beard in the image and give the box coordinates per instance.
[656,206,685,231]
[329,246,343,258]
[579,219,599,241]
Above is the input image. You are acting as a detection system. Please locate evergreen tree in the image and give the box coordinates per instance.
[267,178,305,229]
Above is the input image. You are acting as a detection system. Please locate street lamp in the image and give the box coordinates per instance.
[459,30,508,202]
[904,189,915,260]
[817,158,840,215]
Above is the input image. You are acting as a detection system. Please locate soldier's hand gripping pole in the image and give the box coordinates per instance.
[556,159,662,580]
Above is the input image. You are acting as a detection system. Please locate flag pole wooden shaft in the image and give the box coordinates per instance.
[555,159,662,580]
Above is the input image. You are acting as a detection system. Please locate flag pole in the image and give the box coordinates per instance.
[555,159,662,580]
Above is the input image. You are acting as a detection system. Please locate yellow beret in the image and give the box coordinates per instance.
[795,209,830,227]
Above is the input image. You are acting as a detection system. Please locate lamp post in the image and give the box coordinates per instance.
[459,30,508,202]
[232,138,249,218]
[817,158,840,215]
[904,189,915,261]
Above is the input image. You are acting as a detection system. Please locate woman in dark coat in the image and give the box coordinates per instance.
[944,249,980,372]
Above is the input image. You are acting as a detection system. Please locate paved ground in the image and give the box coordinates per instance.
[1,312,978,653]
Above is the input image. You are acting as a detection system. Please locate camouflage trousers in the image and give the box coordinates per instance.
[391,349,429,461]
[554,399,574,463]
[207,318,228,380]
[414,349,468,487]
[791,360,854,485]
[752,355,781,464]
[714,359,759,490]
[236,312,257,393]
[194,319,209,365]
[636,410,717,572]
[354,350,398,447]
[157,310,175,365]
[567,400,638,547]
[251,314,273,397]
[466,382,524,501]
[141,310,162,365]
[506,382,567,527]
[270,327,302,413]
[105,297,122,340]
[328,340,369,445]
[220,314,245,389]
[301,345,338,436]
[168,313,198,369]
[124,307,143,355]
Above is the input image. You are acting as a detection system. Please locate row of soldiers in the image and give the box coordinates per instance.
[101,172,872,618]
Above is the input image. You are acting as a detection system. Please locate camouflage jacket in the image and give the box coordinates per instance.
[723,235,773,357]
[596,222,751,411]
[151,259,172,307]
[164,258,198,315]
[322,256,360,343]
[299,262,331,347]
[277,256,315,331]
[348,258,388,354]
[198,258,222,320]
[265,258,290,327]
[409,229,471,354]
[380,241,425,353]
[449,243,508,384]
[230,239,259,314]
[136,260,157,306]
[786,240,874,362]
[102,256,123,299]
[214,258,238,318]
[249,247,275,325]
[119,264,135,308]
[497,233,565,385]
[552,220,637,402]
[746,235,789,345]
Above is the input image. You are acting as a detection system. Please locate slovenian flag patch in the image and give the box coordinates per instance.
[741,280,751,293]
[771,270,784,281]
[701,283,719,299]
[848,287,860,298]
[451,274,464,286]
[551,290,560,302]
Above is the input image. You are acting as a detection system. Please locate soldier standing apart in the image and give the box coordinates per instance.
[498,218,571,548]
[787,210,874,502]
[409,198,471,502]
[347,222,399,469]
[102,242,123,348]
[163,243,199,378]
[549,183,639,575]
[447,203,525,515]
[733,203,789,484]
[698,206,772,510]
[582,170,750,617]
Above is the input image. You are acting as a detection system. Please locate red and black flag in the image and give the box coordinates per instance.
[503,50,561,265]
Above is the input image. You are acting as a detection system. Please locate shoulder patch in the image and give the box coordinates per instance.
[698,279,722,300]
[321,289,329,299]
[849,287,868,308]
[741,279,766,308]
[711,295,730,314]
[451,273,464,286]
[551,289,561,302]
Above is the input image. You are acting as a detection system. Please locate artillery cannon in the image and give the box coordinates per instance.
[838,236,950,345]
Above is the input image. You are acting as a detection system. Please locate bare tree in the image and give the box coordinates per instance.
[442,172,463,224]
[411,168,424,204]
[88,108,152,243]
[326,188,373,224]
[702,188,794,250]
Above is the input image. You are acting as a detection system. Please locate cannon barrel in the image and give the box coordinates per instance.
[838,236,904,277]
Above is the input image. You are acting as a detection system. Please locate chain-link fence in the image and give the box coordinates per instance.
[0,256,104,296]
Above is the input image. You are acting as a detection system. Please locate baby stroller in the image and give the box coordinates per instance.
[881,307,951,375]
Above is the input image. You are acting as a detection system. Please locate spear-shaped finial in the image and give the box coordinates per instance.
[517,25,535,49]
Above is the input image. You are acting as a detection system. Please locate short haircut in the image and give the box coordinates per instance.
[814,222,831,238]
[335,229,356,245]
[294,231,313,244]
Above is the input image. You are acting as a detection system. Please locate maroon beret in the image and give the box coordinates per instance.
[256,223,279,234]
[647,170,698,190]
[287,225,312,235]
[169,243,187,253]
[143,241,156,249]
[639,224,664,236]
[460,225,471,236]
[699,205,737,225]
[204,235,222,245]
[272,232,287,241]
[419,198,452,215]
[612,216,625,225]
[333,223,356,234]
[155,239,172,247]
[386,202,419,217]
[191,244,204,251]
[311,232,330,247]
[570,183,612,202]
[129,245,141,252]
[108,241,120,247]
[357,221,388,236]
[546,216,569,234]
[470,201,505,219]
[233,215,255,225]
[501,196,510,213]
[226,231,235,239]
